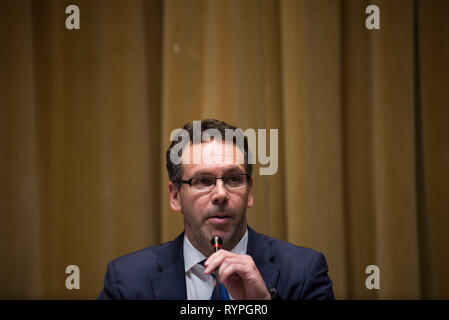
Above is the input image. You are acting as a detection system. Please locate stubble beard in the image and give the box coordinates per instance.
[185,210,248,257]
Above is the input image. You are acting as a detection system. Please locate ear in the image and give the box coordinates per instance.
[168,181,182,212]
[247,176,254,208]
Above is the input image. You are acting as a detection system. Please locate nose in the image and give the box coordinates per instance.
[211,179,229,205]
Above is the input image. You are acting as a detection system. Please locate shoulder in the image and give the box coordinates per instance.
[250,227,324,265]
[248,228,334,299]
[107,233,183,282]
[98,233,185,299]
[109,243,163,274]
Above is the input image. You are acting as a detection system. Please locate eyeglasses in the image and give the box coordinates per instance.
[174,174,250,192]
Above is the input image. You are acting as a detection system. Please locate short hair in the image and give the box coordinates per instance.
[166,118,252,186]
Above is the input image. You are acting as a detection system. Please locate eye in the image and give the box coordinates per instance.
[224,175,244,185]
[192,177,215,187]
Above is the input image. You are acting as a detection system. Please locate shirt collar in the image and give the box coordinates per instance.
[183,228,249,272]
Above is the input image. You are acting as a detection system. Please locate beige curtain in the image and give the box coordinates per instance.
[0,0,448,299]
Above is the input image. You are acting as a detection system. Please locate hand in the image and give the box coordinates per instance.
[204,250,271,300]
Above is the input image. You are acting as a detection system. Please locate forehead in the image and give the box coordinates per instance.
[181,141,245,175]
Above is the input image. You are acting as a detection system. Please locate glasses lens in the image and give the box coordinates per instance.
[191,177,215,190]
[223,175,246,189]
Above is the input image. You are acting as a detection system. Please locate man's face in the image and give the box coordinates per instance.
[168,140,254,256]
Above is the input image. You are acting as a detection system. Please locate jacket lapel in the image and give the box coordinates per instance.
[151,232,187,300]
[246,226,280,288]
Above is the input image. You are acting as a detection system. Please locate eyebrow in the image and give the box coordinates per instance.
[191,167,244,177]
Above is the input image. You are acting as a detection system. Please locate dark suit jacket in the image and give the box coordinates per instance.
[98,226,335,300]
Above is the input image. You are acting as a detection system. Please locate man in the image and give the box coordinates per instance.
[98,119,334,300]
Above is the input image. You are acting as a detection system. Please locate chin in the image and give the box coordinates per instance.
[201,220,245,248]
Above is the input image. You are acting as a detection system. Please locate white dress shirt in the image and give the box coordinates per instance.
[184,229,248,300]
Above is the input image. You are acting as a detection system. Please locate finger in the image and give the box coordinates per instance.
[217,257,247,274]
[206,251,253,268]
[218,255,254,275]
[204,249,229,266]
[219,263,251,284]
[206,253,253,275]
[204,250,233,274]
[206,254,248,275]
[219,257,259,284]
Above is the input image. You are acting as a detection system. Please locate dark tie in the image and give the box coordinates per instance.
[199,260,230,300]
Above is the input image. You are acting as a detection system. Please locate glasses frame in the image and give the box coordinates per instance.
[174,173,250,192]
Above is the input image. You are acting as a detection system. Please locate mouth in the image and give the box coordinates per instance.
[207,214,232,224]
